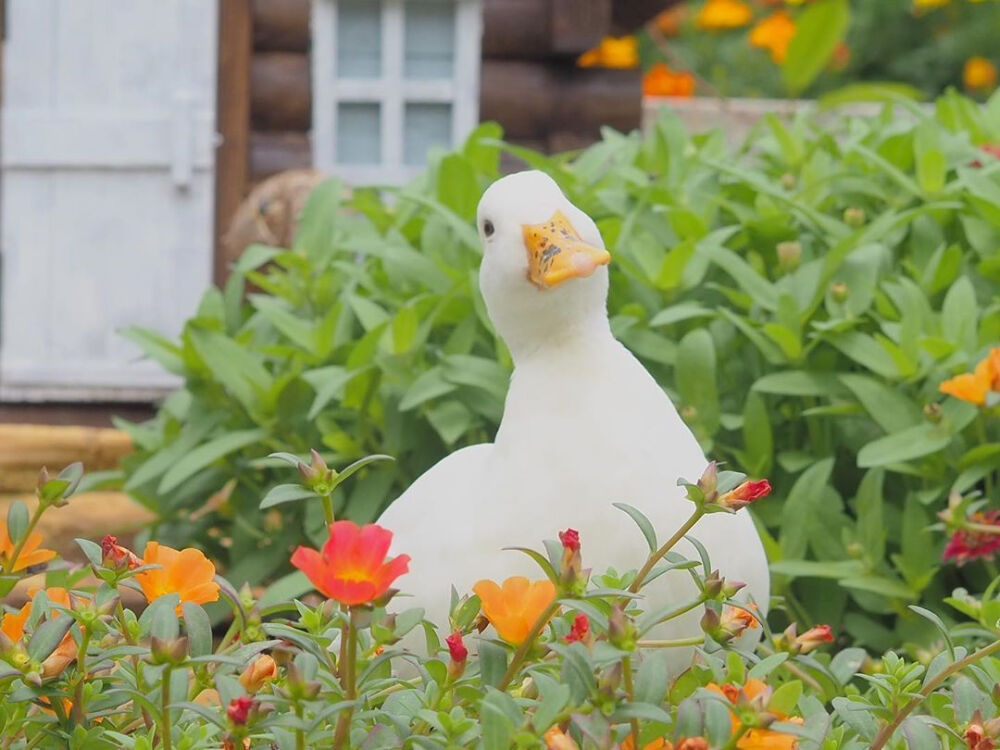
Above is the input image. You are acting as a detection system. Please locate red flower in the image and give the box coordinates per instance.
[291,521,410,606]
[795,624,834,653]
[445,630,468,663]
[559,528,580,552]
[944,511,1000,566]
[717,479,772,511]
[101,535,140,571]
[564,613,590,644]
[227,696,255,726]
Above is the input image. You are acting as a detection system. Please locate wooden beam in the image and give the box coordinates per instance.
[250,131,312,181]
[252,0,310,52]
[481,0,550,59]
[549,0,611,56]
[250,52,311,132]
[213,0,252,285]
[611,0,680,35]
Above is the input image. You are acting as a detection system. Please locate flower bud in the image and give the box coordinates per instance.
[100,535,140,572]
[776,241,802,273]
[607,604,634,651]
[558,528,584,592]
[597,662,622,699]
[697,461,719,499]
[150,635,189,666]
[779,173,796,190]
[227,696,256,726]
[722,579,747,598]
[923,402,942,423]
[844,207,866,227]
[563,614,592,647]
[830,282,849,303]
[714,479,772,512]
[795,624,834,654]
[283,662,321,701]
[445,630,468,680]
[239,654,277,693]
[702,570,724,599]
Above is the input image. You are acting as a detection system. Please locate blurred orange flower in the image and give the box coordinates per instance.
[696,0,754,30]
[1,588,77,677]
[578,36,639,69]
[291,521,409,606]
[621,736,674,750]
[651,5,688,37]
[706,679,803,750]
[544,727,581,750]
[750,11,797,64]
[135,542,220,610]
[239,654,278,693]
[913,0,950,10]
[472,576,557,644]
[0,522,56,573]
[964,57,998,92]
[939,348,1000,406]
[643,63,696,97]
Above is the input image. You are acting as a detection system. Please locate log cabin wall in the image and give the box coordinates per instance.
[250,0,312,182]
[480,0,658,154]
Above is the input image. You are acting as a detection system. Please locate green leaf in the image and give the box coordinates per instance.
[27,615,74,662]
[768,681,802,715]
[753,371,846,397]
[857,423,952,468]
[612,503,658,552]
[783,0,850,95]
[634,653,670,704]
[840,575,916,600]
[914,122,946,195]
[676,329,719,435]
[119,327,185,375]
[854,468,886,564]
[748,652,789,680]
[303,365,369,420]
[187,329,272,411]
[741,391,773,477]
[182,602,213,658]
[478,640,508,688]
[780,459,834,560]
[5,502,29,546]
[437,154,480,221]
[839,374,921,434]
[158,428,266,494]
[259,483,320,510]
[400,367,457,411]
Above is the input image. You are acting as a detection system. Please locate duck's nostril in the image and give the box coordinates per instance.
[570,253,597,277]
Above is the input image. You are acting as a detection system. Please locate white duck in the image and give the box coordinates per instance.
[379,171,769,666]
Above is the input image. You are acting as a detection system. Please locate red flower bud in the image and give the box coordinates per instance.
[564,613,590,644]
[717,479,772,511]
[445,630,468,663]
[795,624,834,654]
[558,528,580,552]
[100,535,140,571]
[227,696,255,726]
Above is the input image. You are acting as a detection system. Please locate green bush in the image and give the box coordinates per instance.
[118,90,1000,648]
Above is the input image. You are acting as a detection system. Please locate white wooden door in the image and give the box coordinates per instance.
[0,0,217,401]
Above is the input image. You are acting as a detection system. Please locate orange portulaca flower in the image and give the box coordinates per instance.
[544,727,581,750]
[135,542,220,610]
[1,588,77,677]
[750,11,797,64]
[964,57,998,93]
[291,521,410,606]
[472,576,557,644]
[696,0,753,31]
[239,654,278,693]
[621,736,674,750]
[643,63,697,98]
[706,679,803,750]
[0,522,56,572]
[939,348,1000,406]
[577,36,640,70]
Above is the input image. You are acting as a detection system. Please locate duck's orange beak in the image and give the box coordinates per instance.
[522,211,611,289]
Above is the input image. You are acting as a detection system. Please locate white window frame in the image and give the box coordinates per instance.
[312,0,482,185]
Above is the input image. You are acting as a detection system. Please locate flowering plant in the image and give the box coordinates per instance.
[2,459,1000,747]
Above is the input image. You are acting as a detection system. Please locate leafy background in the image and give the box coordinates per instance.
[117,89,1000,652]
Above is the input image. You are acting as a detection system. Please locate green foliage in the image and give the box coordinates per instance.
[647,0,1000,99]
[119,93,1000,648]
[3,463,1000,747]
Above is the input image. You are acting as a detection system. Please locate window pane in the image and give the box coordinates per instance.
[404,1,455,79]
[404,103,451,166]
[337,103,381,165]
[337,0,381,78]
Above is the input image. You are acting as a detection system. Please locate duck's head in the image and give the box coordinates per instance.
[476,171,612,357]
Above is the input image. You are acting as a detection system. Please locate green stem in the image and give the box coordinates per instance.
[870,637,1000,750]
[622,656,640,745]
[295,704,306,750]
[116,602,153,732]
[637,636,705,648]
[629,507,705,594]
[963,522,1000,535]
[2,504,46,574]
[160,666,173,750]
[498,601,561,691]
[71,628,92,725]
[758,644,824,695]
[976,416,994,498]
[722,724,750,750]
[333,608,359,749]
[321,494,335,526]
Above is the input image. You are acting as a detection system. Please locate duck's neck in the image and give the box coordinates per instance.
[504,309,615,366]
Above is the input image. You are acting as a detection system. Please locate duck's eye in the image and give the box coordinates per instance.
[483,220,495,238]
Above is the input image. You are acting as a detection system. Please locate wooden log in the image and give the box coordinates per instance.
[214,0,253,285]
[0,424,132,492]
[482,0,613,59]
[250,131,312,180]
[250,52,311,132]
[611,0,681,35]
[482,0,551,59]
[550,0,611,56]
[480,60,641,143]
[252,0,310,52]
